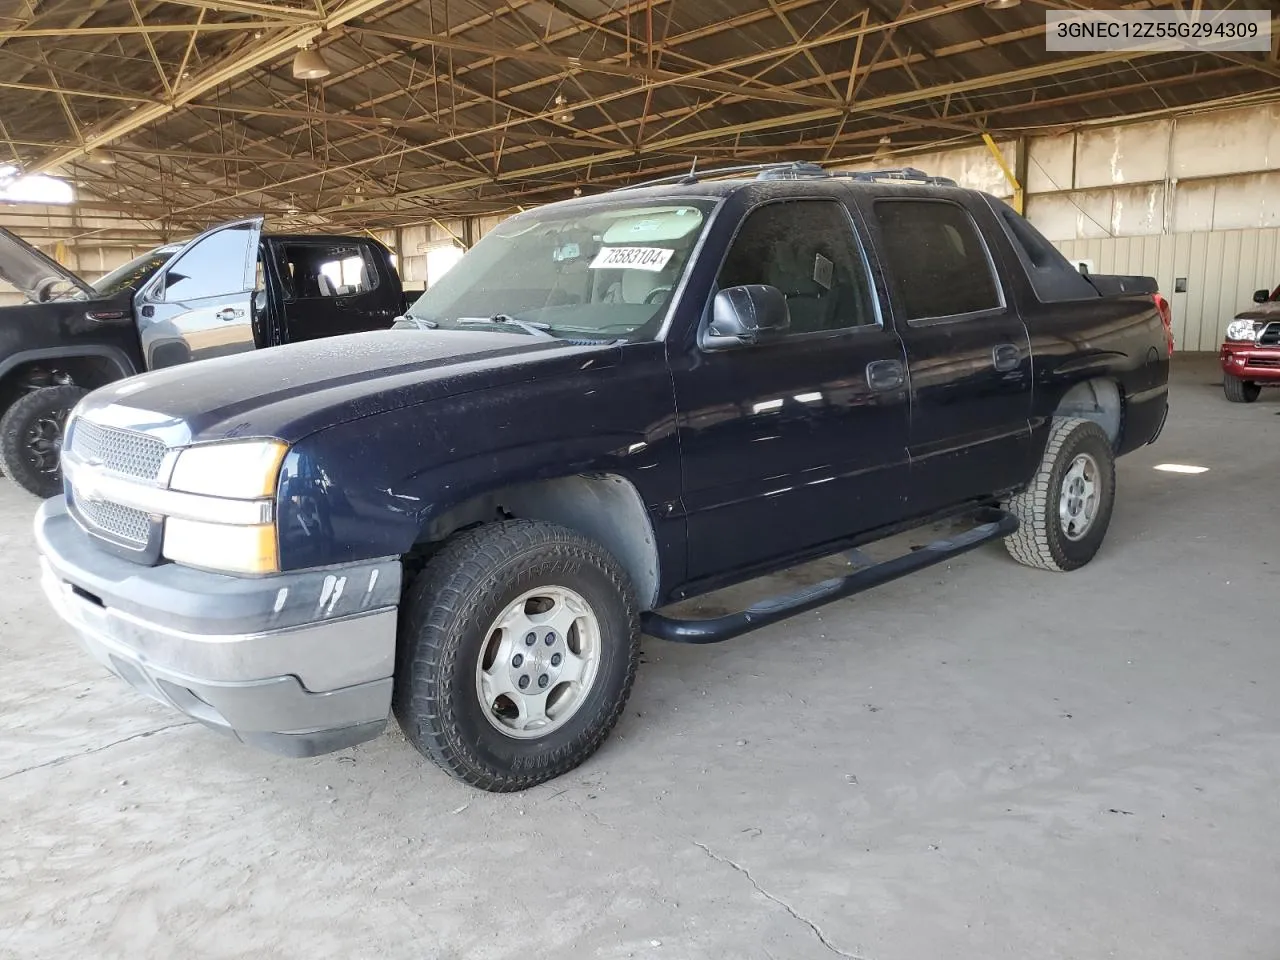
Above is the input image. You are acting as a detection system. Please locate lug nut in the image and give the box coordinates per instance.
[550,653,562,666]
[544,632,556,646]
[518,675,530,689]
[525,633,536,646]
[512,654,524,668]
[538,674,549,688]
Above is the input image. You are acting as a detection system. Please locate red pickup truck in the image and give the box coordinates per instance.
[1221,283,1280,402]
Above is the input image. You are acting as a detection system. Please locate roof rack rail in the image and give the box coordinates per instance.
[610,161,958,192]
[613,161,824,191]
[831,167,958,186]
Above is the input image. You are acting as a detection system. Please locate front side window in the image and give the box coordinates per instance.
[160,224,256,302]
[716,199,878,334]
[405,200,715,341]
[873,199,1002,321]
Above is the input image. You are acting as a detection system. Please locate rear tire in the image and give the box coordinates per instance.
[1003,417,1116,572]
[1223,374,1261,403]
[0,385,87,498]
[393,519,641,792]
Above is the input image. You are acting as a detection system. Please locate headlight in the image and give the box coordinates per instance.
[1226,319,1257,342]
[162,439,288,574]
[169,439,287,498]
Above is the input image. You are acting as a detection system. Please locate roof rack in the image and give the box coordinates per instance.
[611,161,957,192]
[612,161,810,191]
[830,167,958,186]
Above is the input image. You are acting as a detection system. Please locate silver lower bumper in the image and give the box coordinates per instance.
[36,497,401,757]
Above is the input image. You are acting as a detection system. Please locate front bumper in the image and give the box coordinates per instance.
[1220,341,1280,382]
[35,497,402,757]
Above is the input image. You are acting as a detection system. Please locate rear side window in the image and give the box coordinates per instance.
[717,199,878,334]
[280,242,379,300]
[873,199,1001,321]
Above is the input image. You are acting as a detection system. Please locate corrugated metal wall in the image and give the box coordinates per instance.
[1055,229,1280,351]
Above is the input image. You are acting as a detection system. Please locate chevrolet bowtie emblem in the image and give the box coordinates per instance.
[75,471,105,504]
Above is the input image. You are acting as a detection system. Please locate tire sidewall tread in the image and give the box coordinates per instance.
[0,385,87,498]
[1223,374,1260,403]
[1004,417,1116,572]
[393,519,640,792]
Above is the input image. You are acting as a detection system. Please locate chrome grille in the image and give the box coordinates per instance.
[70,419,167,480]
[76,498,151,546]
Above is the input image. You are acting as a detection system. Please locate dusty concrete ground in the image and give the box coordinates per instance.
[2,358,1278,960]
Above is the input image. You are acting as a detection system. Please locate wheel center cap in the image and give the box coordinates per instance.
[508,629,566,692]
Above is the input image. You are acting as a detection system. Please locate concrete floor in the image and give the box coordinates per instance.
[2,359,1278,960]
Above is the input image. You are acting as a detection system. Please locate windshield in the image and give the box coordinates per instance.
[405,199,715,341]
[91,245,182,297]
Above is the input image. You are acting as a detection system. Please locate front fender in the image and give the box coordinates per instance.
[274,350,682,577]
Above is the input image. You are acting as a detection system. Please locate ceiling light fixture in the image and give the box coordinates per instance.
[292,44,331,80]
[873,135,893,163]
[984,0,1021,8]
[552,94,575,124]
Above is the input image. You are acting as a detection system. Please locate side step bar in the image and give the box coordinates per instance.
[641,509,1019,645]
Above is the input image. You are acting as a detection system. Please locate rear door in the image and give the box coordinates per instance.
[134,218,262,369]
[672,195,912,585]
[275,239,395,342]
[860,195,1032,512]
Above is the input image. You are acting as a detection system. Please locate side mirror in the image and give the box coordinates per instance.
[1253,289,1271,304]
[704,284,790,350]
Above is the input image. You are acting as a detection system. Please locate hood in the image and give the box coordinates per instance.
[0,227,93,300]
[79,328,620,444]
[1235,299,1280,322]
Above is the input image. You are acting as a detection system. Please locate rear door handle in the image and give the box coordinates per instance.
[992,343,1021,372]
[217,306,245,321]
[866,358,905,392]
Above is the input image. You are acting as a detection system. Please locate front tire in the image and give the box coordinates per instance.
[1223,374,1261,403]
[1004,417,1116,572]
[393,519,641,792]
[0,385,87,498]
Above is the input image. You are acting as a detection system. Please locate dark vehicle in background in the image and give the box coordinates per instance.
[36,164,1171,793]
[0,218,404,496]
[1220,282,1280,402]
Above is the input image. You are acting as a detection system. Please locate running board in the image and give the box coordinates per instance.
[641,509,1019,645]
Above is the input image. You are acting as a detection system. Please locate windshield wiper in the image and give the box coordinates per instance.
[457,314,554,339]
[393,315,437,329]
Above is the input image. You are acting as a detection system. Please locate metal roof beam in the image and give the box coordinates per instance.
[319,46,1203,213]
[28,0,399,175]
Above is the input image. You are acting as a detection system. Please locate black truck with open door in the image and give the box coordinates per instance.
[0,217,404,496]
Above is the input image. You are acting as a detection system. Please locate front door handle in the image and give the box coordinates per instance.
[866,358,905,392]
[993,343,1021,372]
[217,306,245,321]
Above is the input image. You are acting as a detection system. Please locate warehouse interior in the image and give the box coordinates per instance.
[3,1,1280,957]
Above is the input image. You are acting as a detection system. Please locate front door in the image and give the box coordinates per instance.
[671,196,912,586]
[859,195,1033,513]
[134,218,262,370]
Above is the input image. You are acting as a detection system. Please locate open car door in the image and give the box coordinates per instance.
[134,217,263,369]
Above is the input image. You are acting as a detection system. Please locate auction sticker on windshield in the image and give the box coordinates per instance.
[590,246,675,271]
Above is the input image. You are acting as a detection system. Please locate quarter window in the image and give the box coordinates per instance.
[873,199,1001,321]
[716,199,877,334]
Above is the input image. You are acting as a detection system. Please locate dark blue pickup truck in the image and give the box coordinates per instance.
[35,164,1171,792]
